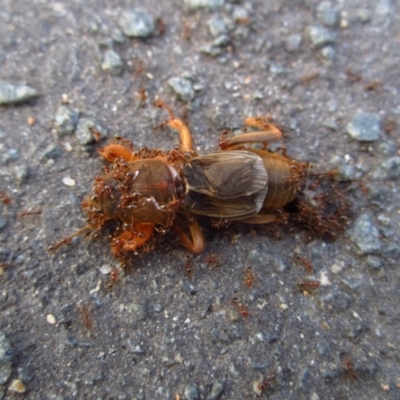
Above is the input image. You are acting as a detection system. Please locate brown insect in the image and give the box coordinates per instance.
[108,267,119,289]
[364,80,383,91]
[297,279,321,294]
[244,266,255,288]
[205,253,221,268]
[232,297,249,318]
[138,87,147,107]
[294,254,314,274]
[257,371,277,396]
[79,304,93,332]
[344,67,362,83]
[50,99,310,265]
[341,355,359,380]
[0,192,11,205]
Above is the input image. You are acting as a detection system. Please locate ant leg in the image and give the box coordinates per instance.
[154,98,194,152]
[220,116,282,150]
[173,216,205,253]
[110,224,154,255]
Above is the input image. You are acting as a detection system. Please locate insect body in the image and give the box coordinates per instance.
[52,100,310,263]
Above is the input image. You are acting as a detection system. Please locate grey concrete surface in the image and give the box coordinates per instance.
[0,0,399,399]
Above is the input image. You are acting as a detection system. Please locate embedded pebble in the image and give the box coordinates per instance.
[327,156,355,181]
[181,279,196,295]
[349,214,381,255]
[232,6,250,23]
[0,79,39,105]
[13,164,30,184]
[118,9,155,38]
[184,383,199,400]
[99,264,112,274]
[206,380,224,400]
[168,77,195,101]
[8,379,25,393]
[307,26,336,48]
[47,314,57,325]
[55,106,79,136]
[1,148,19,165]
[75,118,106,145]
[207,16,227,37]
[366,255,382,270]
[346,112,381,141]
[370,156,400,180]
[320,45,335,60]
[126,303,147,322]
[62,177,76,187]
[285,34,302,52]
[184,0,224,10]
[0,332,12,370]
[213,34,230,47]
[200,44,222,57]
[316,2,338,27]
[101,49,123,75]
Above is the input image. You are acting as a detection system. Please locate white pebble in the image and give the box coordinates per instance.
[62,176,76,186]
[47,314,57,325]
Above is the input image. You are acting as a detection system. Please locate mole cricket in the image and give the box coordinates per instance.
[50,99,349,266]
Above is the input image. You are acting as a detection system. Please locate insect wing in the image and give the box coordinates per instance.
[183,151,268,219]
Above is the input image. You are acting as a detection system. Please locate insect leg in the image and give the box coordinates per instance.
[173,216,205,253]
[220,117,282,150]
[239,212,289,224]
[154,98,193,152]
[98,144,137,163]
[110,224,154,255]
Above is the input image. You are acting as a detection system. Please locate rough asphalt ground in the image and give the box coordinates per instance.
[1,0,400,399]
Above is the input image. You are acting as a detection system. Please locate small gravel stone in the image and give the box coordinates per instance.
[349,214,381,255]
[13,164,30,184]
[75,118,106,145]
[213,34,230,47]
[101,49,123,75]
[200,44,222,57]
[0,364,11,386]
[127,339,144,354]
[8,379,25,393]
[1,148,19,165]
[119,9,155,38]
[346,112,381,141]
[307,26,336,48]
[0,79,39,105]
[356,9,371,23]
[285,34,302,52]
[181,279,196,295]
[370,156,400,180]
[206,380,224,400]
[184,0,224,11]
[62,177,76,187]
[55,106,79,136]
[126,303,147,322]
[320,45,335,60]
[0,333,12,382]
[99,264,112,274]
[39,144,61,161]
[327,156,355,181]
[207,16,227,37]
[168,77,195,101]
[184,383,199,400]
[316,2,338,27]
[47,314,57,325]
[366,255,382,270]
[232,6,250,22]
